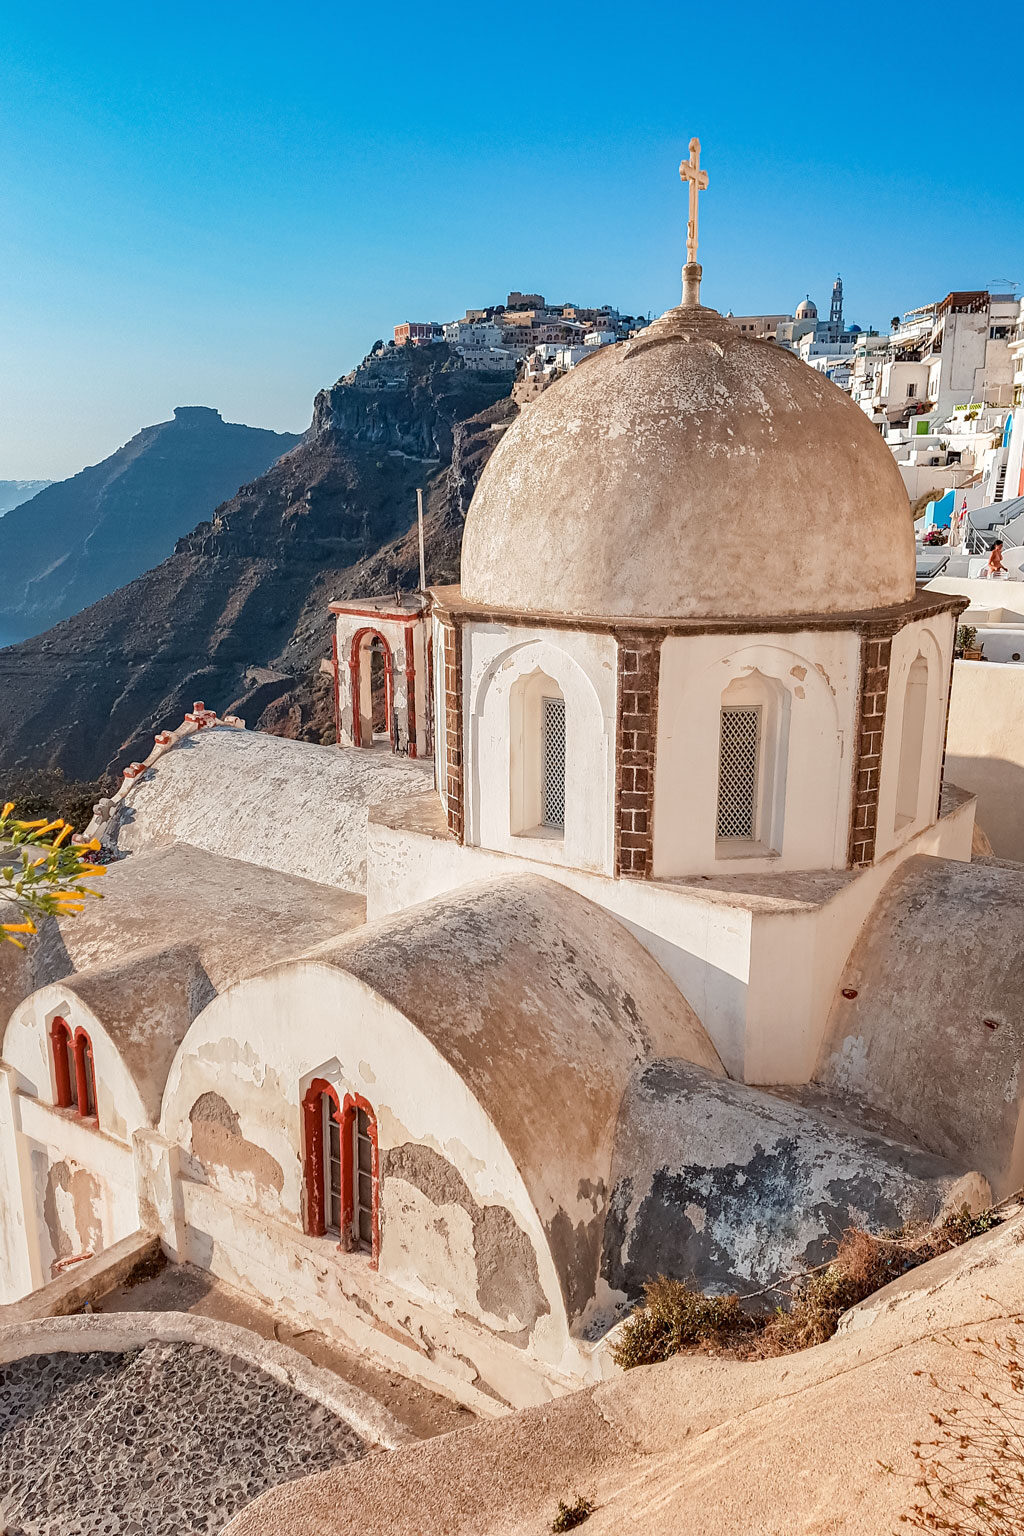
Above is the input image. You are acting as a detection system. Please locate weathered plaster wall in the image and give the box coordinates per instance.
[154,876,719,1406]
[333,608,431,757]
[110,727,431,891]
[944,660,1024,862]
[0,1092,139,1301]
[0,844,366,1302]
[366,792,975,1082]
[157,959,589,1408]
[464,625,617,874]
[654,629,859,876]
[0,842,365,1042]
[816,855,1024,1195]
[602,1060,982,1309]
[0,985,147,1301]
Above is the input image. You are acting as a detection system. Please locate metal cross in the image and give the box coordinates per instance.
[679,137,709,268]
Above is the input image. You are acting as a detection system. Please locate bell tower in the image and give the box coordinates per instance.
[829,274,844,333]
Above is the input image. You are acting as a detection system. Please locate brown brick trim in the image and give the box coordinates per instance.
[441,619,464,842]
[614,633,660,878]
[430,585,969,640]
[848,631,892,867]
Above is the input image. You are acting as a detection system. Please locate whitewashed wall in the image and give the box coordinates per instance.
[158,964,585,1410]
[653,630,861,877]
[874,613,955,861]
[366,793,975,1082]
[0,988,147,1301]
[464,624,617,874]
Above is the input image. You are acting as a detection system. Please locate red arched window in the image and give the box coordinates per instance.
[50,1020,97,1122]
[74,1028,97,1120]
[50,1018,75,1109]
[302,1080,379,1266]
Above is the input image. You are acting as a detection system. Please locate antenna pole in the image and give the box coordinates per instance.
[416,487,427,592]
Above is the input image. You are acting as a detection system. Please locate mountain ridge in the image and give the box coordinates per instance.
[0,407,300,639]
[0,345,516,780]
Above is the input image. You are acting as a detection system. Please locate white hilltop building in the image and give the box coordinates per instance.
[5,145,1024,1416]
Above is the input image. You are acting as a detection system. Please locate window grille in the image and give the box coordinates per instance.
[541,695,566,829]
[717,705,761,839]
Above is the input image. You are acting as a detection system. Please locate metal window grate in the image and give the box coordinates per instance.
[717,706,761,839]
[542,695,566,829]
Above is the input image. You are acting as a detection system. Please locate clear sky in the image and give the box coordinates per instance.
[3,0,1021,480]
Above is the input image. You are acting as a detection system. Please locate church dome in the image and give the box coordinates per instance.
[795,296,818,319]
[460,304,915,621]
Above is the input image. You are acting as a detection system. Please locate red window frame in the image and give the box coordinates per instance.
[301,1078,379,1267]
[49,1018,98,1124]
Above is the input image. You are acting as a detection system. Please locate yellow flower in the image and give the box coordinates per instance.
[1,802,13,819]
[53,824,73,848]
[2,920,36,934]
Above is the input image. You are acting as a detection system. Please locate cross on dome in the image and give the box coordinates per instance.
[679,137,709,307]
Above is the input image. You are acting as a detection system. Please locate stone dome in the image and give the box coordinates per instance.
[795,296,818,319]
[460,304,915,621]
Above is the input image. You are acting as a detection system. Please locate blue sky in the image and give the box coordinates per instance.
[3,0,1021,480]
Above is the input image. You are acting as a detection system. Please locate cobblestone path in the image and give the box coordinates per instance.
[0,1343,366,1534]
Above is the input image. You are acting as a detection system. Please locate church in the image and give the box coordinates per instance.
[2,148,1022,1415]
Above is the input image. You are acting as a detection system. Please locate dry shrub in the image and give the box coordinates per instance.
[891,1326,1024,1532]
[757,1226,914,1356]
[551,1495,596,1531]
[612,1276,756,1369]
[614,1206,1005,1371]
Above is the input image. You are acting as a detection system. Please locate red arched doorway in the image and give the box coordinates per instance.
[349,629,394,748]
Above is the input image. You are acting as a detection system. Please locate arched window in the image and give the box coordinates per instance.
[895,654,929,829]
[715,671,789,856]
[50,1019,98,1122]
[302,1080,379,1265]
[50,1018,75,1109]
[75,1030,97,1119]
[509,670,566,838]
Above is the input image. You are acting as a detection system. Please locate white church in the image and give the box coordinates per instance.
[2,147,1021,1413]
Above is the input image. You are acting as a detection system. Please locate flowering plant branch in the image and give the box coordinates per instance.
[0,803,105,946]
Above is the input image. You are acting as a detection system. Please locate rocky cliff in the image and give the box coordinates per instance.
[0,346,516,781]
[0,408,300,639]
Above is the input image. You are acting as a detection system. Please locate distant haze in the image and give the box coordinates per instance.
[0,481,52,516]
